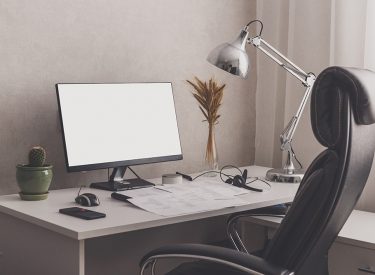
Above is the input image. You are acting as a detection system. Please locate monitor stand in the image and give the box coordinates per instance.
[90,166,154,191]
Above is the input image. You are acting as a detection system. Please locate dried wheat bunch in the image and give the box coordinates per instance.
[187,77,225,166]
[187,77,225,126]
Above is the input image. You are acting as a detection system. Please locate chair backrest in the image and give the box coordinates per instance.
[263,67,375,275]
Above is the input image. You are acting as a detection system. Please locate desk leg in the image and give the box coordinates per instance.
[0,212,84,275]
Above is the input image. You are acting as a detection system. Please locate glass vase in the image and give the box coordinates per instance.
[205,124,219,176]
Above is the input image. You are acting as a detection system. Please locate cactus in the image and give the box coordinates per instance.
[28,146,46,167]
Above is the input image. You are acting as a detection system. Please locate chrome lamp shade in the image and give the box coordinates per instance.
[207,30,250,78]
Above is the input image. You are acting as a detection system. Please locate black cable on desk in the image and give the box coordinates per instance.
[188,165,272,192]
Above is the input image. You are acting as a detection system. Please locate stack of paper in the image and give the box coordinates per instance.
[118,179,250,216]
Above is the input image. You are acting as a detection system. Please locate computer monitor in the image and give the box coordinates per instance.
[56,82,183,191]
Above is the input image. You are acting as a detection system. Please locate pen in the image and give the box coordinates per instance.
[176,172,193,181]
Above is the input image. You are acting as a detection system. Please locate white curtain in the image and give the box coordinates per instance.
[332,0,375,211]
[331,0,375,70]
[256,0,375,211]
[365,1,375,70]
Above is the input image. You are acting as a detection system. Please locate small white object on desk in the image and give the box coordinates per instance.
[162,174,182,185]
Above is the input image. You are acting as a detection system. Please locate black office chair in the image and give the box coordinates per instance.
[140,66,375,275]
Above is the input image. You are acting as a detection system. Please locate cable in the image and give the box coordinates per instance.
[245,19,263,36]
[191,166,239,181]
[192,170,229,181]
[291,146,303,169]
[246,177,272,190]
[219,165,271,191]
[220,165,243,175]
[77,186,83,197]
[189,165,272,192]
[192,165,242,181]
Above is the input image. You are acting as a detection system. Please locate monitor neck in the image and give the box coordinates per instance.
[90,165,153,191]
[110,167,128,182]
[109,166,142,183]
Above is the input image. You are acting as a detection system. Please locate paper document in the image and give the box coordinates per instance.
[118,187,169,198]
[120,179,251,216]
[128,192,247,216]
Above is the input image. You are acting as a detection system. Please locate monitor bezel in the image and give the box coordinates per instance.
[56,82,183,173]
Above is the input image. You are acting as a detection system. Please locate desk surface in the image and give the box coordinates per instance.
[0,166,298,240]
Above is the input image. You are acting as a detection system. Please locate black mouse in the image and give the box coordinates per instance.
[75,193,100,207]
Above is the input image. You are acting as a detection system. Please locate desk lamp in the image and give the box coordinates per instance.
[207,19,315,183]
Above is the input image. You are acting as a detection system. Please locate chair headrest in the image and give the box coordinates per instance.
[311,66,375,148]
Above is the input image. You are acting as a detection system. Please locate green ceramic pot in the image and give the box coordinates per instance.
[16,164,53,200]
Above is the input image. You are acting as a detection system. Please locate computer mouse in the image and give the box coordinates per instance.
[75,193,100,207]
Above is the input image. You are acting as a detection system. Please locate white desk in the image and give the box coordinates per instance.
[0,166,298,275]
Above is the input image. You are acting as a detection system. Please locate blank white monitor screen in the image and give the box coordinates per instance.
[56,83,182,171]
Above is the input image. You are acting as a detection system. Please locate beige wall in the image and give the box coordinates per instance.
[0,0,257,194]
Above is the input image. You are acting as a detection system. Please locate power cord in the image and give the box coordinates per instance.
[187,165,272,192]
[290,145,303,169]
[77,186,84,197]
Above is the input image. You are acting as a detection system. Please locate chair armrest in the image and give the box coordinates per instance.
[229,204,289,221]
[226,206,286,253]
[227,204,288,230]
[140,243,293,275]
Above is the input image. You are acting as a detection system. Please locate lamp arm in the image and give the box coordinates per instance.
[248,35,315,86]
[247,34,316,158]
[280,84,314,153]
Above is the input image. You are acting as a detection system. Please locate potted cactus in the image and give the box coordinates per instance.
[16,146,53,201]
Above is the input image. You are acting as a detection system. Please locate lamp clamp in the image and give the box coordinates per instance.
[304,72,316,87]
[249,36,261,47]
